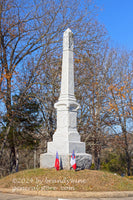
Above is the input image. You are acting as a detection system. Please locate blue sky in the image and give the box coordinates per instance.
[96,0,133,50]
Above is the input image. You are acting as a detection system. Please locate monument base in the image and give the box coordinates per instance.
[40,153,92,170]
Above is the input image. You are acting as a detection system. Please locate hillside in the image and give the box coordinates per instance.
[0,168,133,192]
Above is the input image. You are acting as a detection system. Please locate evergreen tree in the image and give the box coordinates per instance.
[2,94,42,172]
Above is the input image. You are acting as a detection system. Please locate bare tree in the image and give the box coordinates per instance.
[105,48,133,175]
[0,0,107,172]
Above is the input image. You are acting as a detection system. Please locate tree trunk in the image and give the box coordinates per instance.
[10,145,16,173]
[34,148,37,169]
[94,136,100,170]
[94,149,100,170]
[125,142,131,176]
[16,148,19,172]
[6,77,16,173]
[0,126,10,159]
[123,128,131,176]
[126,151,131,176]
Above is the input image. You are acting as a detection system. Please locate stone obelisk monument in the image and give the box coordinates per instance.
[40,28,92,169]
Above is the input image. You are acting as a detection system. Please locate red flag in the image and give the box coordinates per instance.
[70,150,76,170]
[55,152,59,170]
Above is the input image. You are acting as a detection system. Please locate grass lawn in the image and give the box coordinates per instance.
[0,168,133,192]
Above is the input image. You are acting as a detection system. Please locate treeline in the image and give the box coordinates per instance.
[0,0,133,176]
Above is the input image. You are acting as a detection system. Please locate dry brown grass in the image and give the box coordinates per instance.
[0,168,133,192]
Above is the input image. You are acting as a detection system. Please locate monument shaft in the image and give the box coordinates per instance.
[60,28,75,101]
[53,28,80,148]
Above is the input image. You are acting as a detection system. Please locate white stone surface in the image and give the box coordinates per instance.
[54,28,80,139]
[47,141,85,154]
[59,28,75,100]
[40,153,92,169]
[40,28,92,169]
